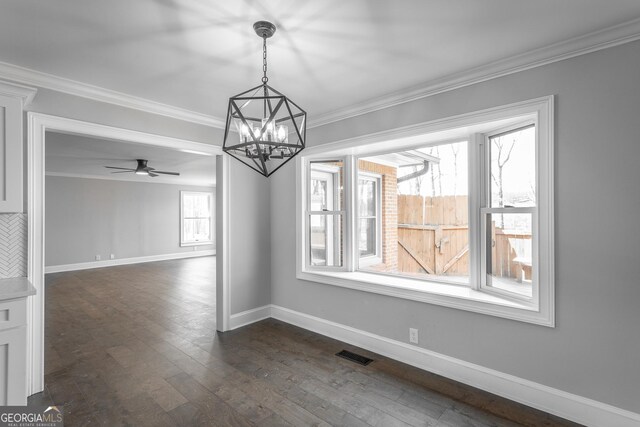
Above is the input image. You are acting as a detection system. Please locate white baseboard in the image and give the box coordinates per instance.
[265,305,640,427]
[44,250,216,273]
[229,305,272,330]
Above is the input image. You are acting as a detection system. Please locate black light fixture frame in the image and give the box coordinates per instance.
[222,21,307,177]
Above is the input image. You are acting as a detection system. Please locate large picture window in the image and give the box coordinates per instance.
[180,191,214,246]
[297,97,554,326]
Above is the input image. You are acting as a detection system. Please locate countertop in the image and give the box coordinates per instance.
[0,277,36,301]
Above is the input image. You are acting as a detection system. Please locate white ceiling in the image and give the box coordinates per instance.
[2,1,640,123]
[45,131,216,186]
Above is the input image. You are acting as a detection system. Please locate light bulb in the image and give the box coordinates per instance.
[262,118,275,141]
[276,125,288,143]
[237,122,252,143]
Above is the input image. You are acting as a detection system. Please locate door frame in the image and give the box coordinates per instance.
[26,112,231,396]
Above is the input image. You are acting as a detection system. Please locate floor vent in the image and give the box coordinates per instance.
[336,350,374,366]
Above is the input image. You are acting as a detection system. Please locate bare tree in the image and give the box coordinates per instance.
[450,143,460,197]
[450,143,460,224]
[491,134,516,227]
[434,146,443,197]
[428,147,437,198]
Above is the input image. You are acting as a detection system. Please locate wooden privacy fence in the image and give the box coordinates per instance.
[396,195,530,278]
[397,224,469,276]
[398,195,468,226]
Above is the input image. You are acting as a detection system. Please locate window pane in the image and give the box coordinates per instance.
[183,194,195,217]
[490,126,536,207]
[359,218,376,257]
[310,179,328,211]
[486,212,533,298]
[192,194,211,217]
[359,179,376,217]
[309,214,342,267]
[359,141,469,283]
[183,193,211,218]
[310,161,343,211]
[183,218,211,242]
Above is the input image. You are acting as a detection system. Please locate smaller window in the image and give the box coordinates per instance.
[307,160,344,268]
[181,191,214,246]
[357,172,382,266]
[481,124,536,300]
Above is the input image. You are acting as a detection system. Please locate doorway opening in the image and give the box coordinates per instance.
[27,113,230,396]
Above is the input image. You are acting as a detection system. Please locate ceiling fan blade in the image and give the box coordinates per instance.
[148,172,159,177]
[145,167,155,171]
[105,166,135,171]
[153,171,180,176]
[111,170,134,174]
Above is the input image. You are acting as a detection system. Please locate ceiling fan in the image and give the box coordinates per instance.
[104,159,180,177]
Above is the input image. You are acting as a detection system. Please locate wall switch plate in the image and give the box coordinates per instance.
[409,328,419,344]
[110,254,115,260]
[95,255,101,261]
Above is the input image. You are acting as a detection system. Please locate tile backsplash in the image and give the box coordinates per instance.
[0,213,27,278]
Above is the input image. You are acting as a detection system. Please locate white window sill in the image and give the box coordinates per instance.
[297,270,552,326]
[180,241,213,247]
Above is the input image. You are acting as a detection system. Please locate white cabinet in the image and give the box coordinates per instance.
[0,326,27,405]
[0,81,37,213]
[0,278,35,405]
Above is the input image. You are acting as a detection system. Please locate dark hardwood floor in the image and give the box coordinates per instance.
[29,257,580,426]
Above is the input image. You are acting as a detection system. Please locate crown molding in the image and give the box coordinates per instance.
[308,17,640,128]
[2,17,639,130]
[0,80,37,107]
[0,61,225,128]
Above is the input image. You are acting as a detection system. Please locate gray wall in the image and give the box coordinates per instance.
[29,88,218,143]
[45,176,215,266]
[229,160,271,314]
[270,40,640,413]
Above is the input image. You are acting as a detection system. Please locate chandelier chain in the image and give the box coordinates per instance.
[223,21,307,177]
[262,36,268,84]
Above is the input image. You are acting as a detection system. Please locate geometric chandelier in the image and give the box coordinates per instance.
[222,21,307,177]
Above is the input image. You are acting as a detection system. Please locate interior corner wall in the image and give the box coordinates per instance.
[45,176,215,266]
[270,39,640,414]
[229,160,271,314]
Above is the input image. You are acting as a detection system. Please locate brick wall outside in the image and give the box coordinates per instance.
[358,160,397,271]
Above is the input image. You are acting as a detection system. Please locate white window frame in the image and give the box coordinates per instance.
[478,122,538,304]
[305,161,349,271]
[180,191,214,246]
[356,171,382,267]
[295,96,554,327]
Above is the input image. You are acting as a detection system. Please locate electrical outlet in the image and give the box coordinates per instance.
[95,255,101,261]
[110,254,115,260]
[409,328,419,344]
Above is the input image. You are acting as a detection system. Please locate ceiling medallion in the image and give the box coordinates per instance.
[222,21,307,177]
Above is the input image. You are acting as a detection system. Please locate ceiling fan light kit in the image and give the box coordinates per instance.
[222,20,307,177]
[104,159,180,178]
